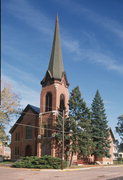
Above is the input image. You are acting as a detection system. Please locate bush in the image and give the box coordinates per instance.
[13,155,67,169]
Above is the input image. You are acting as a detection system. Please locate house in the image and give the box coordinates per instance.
[0,141,11,160]
[94,128,118,165]
[118,152,123,158]
[118,143,123,159]
[9,16,116,165]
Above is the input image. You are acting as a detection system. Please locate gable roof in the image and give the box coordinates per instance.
[9,104,40,134]
[109,128,115,141]
[29,104,40,113]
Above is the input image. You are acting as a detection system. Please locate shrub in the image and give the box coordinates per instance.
[13,155,67,169]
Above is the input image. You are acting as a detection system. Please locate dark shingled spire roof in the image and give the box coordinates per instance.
[48,16,64,79]
[41,16,69,87]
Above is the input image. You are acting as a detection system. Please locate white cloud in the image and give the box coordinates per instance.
[2,62,40,85]
[3,0,123,76]
[83,50,123,74]
[5,0,53,36]
[89,13,123,40]
[55,0,123,41]
[62,35,123,75]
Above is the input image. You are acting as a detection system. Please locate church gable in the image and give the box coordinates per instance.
[9,104,40,134]
[41,70,54,87]
[61,72,69,87]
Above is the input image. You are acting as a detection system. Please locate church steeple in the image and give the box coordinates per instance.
[48,16,64,79]
[40,17,69,157]
[41,16,69,87]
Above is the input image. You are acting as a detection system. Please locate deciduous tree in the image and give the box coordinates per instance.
[0,81,21,142]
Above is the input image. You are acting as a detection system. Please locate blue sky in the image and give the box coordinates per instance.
[2,0,123,140]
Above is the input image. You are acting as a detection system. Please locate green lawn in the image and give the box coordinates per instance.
[0,160,14,165]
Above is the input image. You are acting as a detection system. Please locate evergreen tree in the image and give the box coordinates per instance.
[69,86,93,164]
[77,102,93,160]
[91,90,110,159]
[55,86,93,165]
[116,115,123,141]
[68,86,83,164]
[55,112,71,161]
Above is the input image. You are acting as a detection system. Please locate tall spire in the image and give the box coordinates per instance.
[41,16,69,87]
[48,16,64,79]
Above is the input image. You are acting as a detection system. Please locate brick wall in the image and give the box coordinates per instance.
[10,109,39,160]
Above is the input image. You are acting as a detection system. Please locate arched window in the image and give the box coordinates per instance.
[60,94,65,112]
[45,92,52,112]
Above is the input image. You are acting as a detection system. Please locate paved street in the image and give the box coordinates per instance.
[0,166,123,180]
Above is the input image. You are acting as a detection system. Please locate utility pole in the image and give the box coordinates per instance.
[37,113,42,157]
[38,111,57,157]
[40,114,42,138]
[61,110,65,170]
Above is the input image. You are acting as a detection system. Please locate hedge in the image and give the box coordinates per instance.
[13,155,67,169]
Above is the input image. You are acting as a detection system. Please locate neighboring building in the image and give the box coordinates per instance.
[10,16,116,164]
[0,141,11,160]
[118,143,123,159]
[95,128,118,165]
[118,152,123,158]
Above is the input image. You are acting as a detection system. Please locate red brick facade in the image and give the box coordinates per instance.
[39,76,69,157]
[10,106,39,160]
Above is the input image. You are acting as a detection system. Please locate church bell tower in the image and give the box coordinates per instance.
[38,16,69,157]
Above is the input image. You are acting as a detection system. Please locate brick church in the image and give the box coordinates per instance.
[10,17,116,164]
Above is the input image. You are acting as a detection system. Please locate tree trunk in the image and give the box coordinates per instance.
[69,151,73,167]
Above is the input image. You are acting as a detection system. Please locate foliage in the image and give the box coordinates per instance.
[55,113,71,161]
[13,155,67,169]
[77,102,93,158]
[118,143,123,152]
[69,87,93,159]
[91,90,110,158]
[55,86,93,165]
[0,81,21,125]
[116,115,123,141]
[0,125,9,144]
[69,86,84,156]
[0,81,21,142]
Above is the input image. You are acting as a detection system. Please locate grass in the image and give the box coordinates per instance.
[113,161,123,165]
[0,160,14,166]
